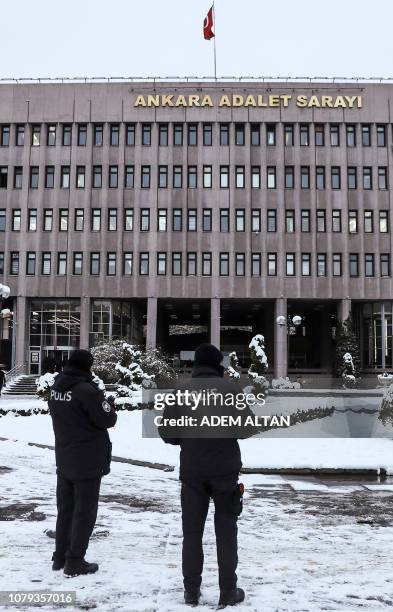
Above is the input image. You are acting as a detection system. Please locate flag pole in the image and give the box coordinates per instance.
[213,1,217,80]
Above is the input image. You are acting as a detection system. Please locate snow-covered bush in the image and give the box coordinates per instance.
[378,383,393,425]
[36,372,58,401]
[334,316,360,383]
[114,344,157,410]
[226,351,240,381]
[342,352,358,389]
[91,339,124,383]
[271,377,301,390]
[247,334,269,395]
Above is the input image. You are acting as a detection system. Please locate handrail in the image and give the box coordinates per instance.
[5,363,27,387]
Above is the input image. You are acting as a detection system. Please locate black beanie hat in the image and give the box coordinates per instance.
[194,343,223,367]
[66,349,94,372]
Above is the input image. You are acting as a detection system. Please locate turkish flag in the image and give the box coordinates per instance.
[203,6,215,40]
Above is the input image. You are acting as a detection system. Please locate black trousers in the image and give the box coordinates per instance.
[181,476,238,594]
[55,474,101,561]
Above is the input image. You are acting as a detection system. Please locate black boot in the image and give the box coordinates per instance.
[184,589,201,606]
[64,559,99,576]
[51,554,65,571]
[218,588,245,608]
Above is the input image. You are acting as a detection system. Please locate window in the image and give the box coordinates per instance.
[266,124,276,145]
[158,209,167,232]
[188,166,197,188]
[251,253,261,276]
[333,254,342,276]
[90,253,100,275]
[235,209,245,231]
[187,124,197,146]
[285,210,295,233]
[42,253,51,275]
[286,253,295,276]
[301,253,311,276]
[316,167,325,189]
[330,124,340,146]
[187,209,197,231]
[157,253,167,275]
[57,253,67,275]
[45,166,54,188]
[123,253,133,275]
[126,123,135,146]
[59,209,69,231]
[0,167,8,188]
[47,125,56,146]
[331,167,341,189]
[235,124,245,145]
[93,166,102,188]
[172,253,182,276]
[202,209,212,231]
[285,166,294,189]
[300,124,309,146]
[31,125,41,146]
[316,210,326,232]
[173,209,182,231]
[10,252,19,275]
[299,209,309,232]
[202,252,212,276]
[109,166,118,188]
[220,166,229,188]
[220,123,229,145]
[77,124,87,146]
[364,210,373,233]
[139,253,149,275]
[30,167,39,189]
[110,124,119,146]
[363,167,372,190]
[141,165,151,188]
[16,125,25,146]
[60,166,70,188]
[61,125,71,147]
[74,209,84,231]
[203,123,212,146]
[107,253,117,276]
[203,165,212,188]
[159,124,169,146]
[267,209,277,232]
[267,167,276,189]
[0,125,10,147]
[76,166,85,188]
[235,166,246,189]
[378,167,388,190]
[251,209,261,232]
[235,253,245,276]
[346,125,356,147]
[317,253,327,276]
[43,209,53,231]
[332,210,342,232]
[365,253,374,277]
[315,124,325,146]
[73,252,83,275]
[377,125,386,147]
[251,124,260,146]
[284,124,294,146]
[14,167,23,189]
[219,253,229,276]
[381,254,390,277]
[12,209,21,231]
[220,209,229,232]
[173,123,183,146]
[142,124,151,146]
[91,209,101,231]
[347,167,357,189]
[301,166,310,189]
[26,252,36,275]
[187,252,197,275]
[0,210,5,231]
[268,253,277,276]
[93,124,103,146]
[350,253,359,276]
[251,166,260,188]
[348,210,358,233]
[124,209,134,231]
[108,209,117,231]
[125,165,134,188]
[140,208,150,231]
[379,211,389,233]
[361,124,371,147]
[173,166,182,188]
[28,209,37,231]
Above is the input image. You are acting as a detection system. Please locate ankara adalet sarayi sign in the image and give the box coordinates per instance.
[133,93,363,109]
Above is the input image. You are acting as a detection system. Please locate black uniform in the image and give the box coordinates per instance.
[48,366,117,562]
[160,362,258,597]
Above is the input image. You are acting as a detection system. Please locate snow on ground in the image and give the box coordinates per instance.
[2,439,393,611]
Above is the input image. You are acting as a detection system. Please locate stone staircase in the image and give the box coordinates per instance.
[3,375,38,396]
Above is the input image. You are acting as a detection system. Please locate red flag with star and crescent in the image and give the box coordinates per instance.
[203,6,215,40]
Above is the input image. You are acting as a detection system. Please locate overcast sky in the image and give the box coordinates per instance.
[1,0,392,79]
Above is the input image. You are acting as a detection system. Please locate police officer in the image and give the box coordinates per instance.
[48,349,117,576]
[160,343,258,608]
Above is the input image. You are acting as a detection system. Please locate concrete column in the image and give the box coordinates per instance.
[146,297,158,349]
[79,297,90,349]
[274,297,288,379]
[210,298,220,349]
[337,298,351,322]
[15,295,28,367]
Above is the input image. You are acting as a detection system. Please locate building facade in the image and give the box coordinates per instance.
[0,80,392,376]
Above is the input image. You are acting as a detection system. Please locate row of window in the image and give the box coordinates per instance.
[4,251,391,278]
[0,164,389,190]
[1,207,389,234]
[0,122,390,148]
